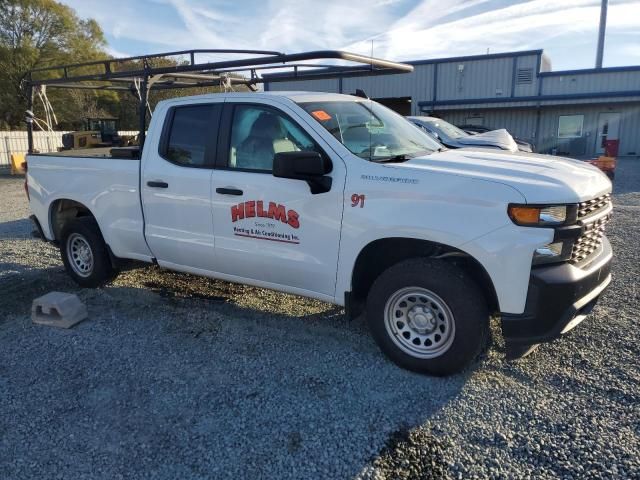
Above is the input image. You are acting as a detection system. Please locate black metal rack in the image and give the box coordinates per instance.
[24,49,413,151]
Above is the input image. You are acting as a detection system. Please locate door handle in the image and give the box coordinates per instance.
[216,187,243,196]
[147,181,168,188]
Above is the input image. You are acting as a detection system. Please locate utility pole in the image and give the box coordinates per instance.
[595,0,608,68]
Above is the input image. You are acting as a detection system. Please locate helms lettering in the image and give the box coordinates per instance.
[231,201,300,229]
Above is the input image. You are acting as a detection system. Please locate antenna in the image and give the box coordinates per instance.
[369,41,374,160]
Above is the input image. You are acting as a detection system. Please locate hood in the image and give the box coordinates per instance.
[456,129,519,152]
[397,149,612,203]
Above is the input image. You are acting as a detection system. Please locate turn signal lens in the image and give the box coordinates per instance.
[508,205,568,227]
[508,206,540,225]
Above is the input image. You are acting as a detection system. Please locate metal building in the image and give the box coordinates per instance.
[264,50,640,158]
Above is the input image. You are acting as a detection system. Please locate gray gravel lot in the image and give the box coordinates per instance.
[1,160,639,479]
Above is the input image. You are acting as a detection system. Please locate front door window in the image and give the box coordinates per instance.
[228,105,320,172]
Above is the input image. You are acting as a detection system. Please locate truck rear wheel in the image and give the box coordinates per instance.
[60,217,115,288]
[366,258,489,376]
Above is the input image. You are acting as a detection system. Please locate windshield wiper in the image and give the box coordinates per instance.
[371,150,437,163]
[371,154,411,163]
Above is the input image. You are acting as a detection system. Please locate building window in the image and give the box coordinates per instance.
[558,115,584,138]
[516,68,533,84]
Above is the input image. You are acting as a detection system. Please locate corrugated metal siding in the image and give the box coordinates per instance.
[539,96,640,106]
[541,70,640,95]
[268,65,435,115]
[263,50,640,158]
[343,64,434,114]
[441,109,538,144]
[434,101,538,110]
[513,55,540,98]
[617,105,640,155]
[525,101,638,156]
[265,78,339,93]
[440,104,640,157]
[436,57,514,101]
[265,52,640,105]
[536,107,597,154]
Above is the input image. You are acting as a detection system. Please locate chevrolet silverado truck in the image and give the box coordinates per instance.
[26,92,613,375]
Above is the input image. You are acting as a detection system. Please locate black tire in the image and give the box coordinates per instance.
[60,217,115,288]
[366,258,489,376]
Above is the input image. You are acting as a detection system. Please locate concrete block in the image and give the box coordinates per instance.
[32,292,88,329]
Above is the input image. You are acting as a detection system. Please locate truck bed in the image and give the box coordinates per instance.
[38,146,140,159]
[26,153,152,262]
[49,147,114,157]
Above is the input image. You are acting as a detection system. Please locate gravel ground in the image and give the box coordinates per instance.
[1,160,639,479]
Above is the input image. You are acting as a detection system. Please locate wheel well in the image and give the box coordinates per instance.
[349,238,499,318]
[49,199,95,242]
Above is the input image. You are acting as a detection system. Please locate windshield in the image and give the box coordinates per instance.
[88,119,117,134]
[298,100,441,161]
[423,118,468,141]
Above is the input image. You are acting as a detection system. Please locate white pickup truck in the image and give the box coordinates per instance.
[26,92,613,375]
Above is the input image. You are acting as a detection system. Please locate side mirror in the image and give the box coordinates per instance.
[273,151,332,194]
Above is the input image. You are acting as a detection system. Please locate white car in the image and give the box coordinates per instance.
[408,116,527,152]
[26,92,613,375]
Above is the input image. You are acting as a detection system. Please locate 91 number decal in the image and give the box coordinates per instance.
[351,194,365,208]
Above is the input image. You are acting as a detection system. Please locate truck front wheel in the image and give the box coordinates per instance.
[60,217,115,288]
[366,258,489,376]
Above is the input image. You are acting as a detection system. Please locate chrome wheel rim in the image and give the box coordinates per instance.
[384,287,456,359]
[67,233,94,278]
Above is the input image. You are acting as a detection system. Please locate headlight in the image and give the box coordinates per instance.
[507,204,574,227]
[532,241,572,265]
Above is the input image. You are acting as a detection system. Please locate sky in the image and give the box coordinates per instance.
[60,0,640,71]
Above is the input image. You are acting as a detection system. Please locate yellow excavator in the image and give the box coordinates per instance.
[60,117,136,150]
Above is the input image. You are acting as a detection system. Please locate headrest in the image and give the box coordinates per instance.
[250,113,282,138]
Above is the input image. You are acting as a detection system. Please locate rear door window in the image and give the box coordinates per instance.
[161,104,220,167]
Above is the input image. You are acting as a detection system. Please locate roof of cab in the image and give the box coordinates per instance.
[259,91,358,102]
[156,91,360,109]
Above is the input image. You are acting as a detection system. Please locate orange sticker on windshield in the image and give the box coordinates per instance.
[311,110,332,121]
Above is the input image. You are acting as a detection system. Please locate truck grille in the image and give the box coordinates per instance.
[571,193,612,265]
[577,193,611,220]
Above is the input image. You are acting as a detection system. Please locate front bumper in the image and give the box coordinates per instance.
[501,236,612,358]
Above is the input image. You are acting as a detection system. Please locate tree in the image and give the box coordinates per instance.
[0,1,252,133]
[0,0,107,129]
